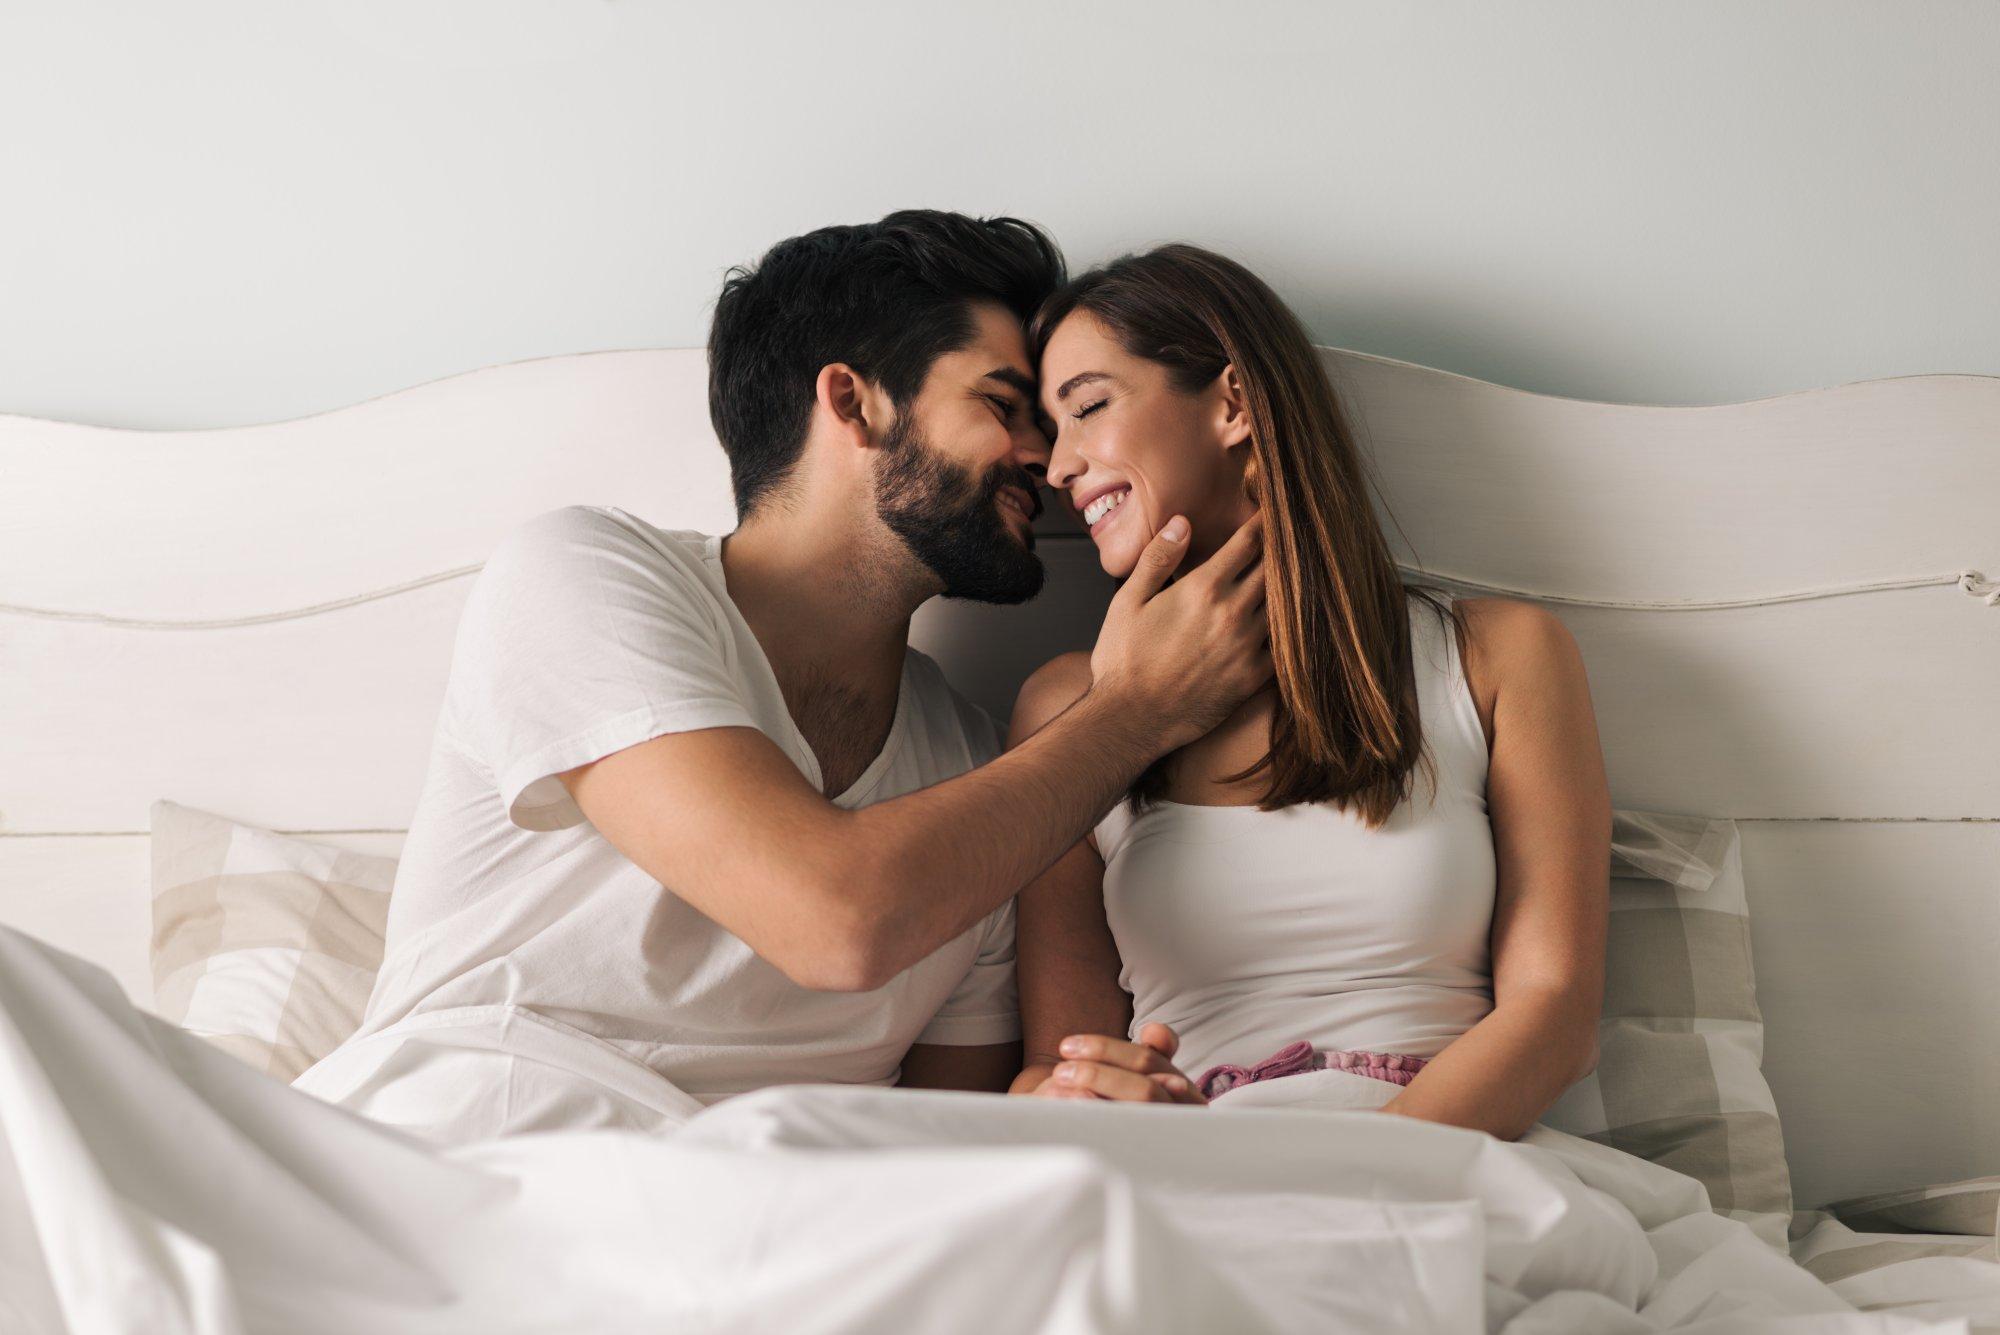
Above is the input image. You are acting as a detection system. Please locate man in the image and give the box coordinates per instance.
[294,211,1270,1139]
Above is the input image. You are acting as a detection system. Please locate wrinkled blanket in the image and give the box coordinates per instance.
[0,928,1974,1334]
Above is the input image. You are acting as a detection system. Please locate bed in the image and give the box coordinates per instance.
[2,348,1995,1331]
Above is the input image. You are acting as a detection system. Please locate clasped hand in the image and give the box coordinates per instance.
[1029,1022,1208,1106]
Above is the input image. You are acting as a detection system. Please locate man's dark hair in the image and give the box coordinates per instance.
[707,210,1065,519]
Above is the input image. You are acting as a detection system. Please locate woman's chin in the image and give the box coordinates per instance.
[1096,542,1141,581]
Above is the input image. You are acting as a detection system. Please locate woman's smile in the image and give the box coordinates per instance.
[1080,484,1132,534]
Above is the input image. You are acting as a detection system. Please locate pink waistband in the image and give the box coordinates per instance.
[1195,1040,1430,1101]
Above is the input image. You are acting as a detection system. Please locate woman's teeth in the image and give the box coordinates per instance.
[1082,488,1130,527]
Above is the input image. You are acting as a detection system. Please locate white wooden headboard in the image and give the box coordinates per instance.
[3,348,1994,1208]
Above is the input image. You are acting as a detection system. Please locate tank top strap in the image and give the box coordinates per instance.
[1408,589,1491,802]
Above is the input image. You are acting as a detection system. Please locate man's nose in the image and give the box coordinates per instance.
[1013,426,1053,482]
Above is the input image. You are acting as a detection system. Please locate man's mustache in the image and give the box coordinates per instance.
[978,463,1044,521]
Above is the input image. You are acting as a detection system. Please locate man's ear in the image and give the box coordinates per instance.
[1213,363,1252,450]
[815,363,891,449]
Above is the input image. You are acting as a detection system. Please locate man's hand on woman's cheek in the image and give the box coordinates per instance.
[1031,1024,1208,1106]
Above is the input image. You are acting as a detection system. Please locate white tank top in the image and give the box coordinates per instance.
[1093,590,1496,1076]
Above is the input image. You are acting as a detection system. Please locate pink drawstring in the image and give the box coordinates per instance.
[1196,1041,1430,1101]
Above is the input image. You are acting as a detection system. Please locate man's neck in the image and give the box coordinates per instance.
[717,504,934,692]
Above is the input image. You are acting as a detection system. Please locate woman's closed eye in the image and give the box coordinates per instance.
[1072,399,1107,421]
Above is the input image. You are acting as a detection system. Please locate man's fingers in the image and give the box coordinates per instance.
[1200,509,1265,586]
[1111,515,1191,608]
[1231,564,1269,612]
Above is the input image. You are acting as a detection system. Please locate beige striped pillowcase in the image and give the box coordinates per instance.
[150,800,394,1081]
[1823,1176,2000,1237]
[1790,1178,1999,1285]
[1542,809,1795,1253]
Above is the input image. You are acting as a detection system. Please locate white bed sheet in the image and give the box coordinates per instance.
[1789,1211,2000,1333]
[3,925,1996,1335]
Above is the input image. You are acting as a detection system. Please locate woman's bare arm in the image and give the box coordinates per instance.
[1376,599,1611,1139]
[1003,654,1138,1097]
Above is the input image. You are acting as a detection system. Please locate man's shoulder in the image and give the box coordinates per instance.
[495,505,712,565]
[900,648,1005,768]
[448,506,738,699]
[483,506,723,601]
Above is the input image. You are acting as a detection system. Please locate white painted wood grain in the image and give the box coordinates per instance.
[0,350,732,619]
[0,836,152,1008]
[3,583,466,835]
[1332,356,1997,603]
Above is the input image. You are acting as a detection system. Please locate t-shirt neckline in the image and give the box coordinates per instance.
[700,531,912,805]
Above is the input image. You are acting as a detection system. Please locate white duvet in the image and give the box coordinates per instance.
[0,928,1977,1334]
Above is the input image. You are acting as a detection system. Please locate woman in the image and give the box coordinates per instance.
[1006,245,1612,1140]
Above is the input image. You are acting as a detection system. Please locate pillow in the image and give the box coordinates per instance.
[1541,809,1795,1252]
[1822,1176,2000,1237]
[150,800,395,1081]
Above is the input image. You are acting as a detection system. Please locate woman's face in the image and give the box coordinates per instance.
[1037,311,1251,578]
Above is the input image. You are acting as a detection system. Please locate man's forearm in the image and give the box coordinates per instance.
[841,687,1162,982]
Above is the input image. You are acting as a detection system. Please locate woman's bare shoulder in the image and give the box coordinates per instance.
[1454,596,1579,667]
[1450,597,1588,739]
[1007,651,1094,748]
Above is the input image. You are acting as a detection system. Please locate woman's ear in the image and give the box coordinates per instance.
[1213,363,1252,450]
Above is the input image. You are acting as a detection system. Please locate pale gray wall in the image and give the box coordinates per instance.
[2,0,1993,428]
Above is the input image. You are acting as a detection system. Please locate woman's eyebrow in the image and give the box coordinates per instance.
[1053,371,1112,401]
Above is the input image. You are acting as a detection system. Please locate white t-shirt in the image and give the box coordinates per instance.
[296,506,1017,1135]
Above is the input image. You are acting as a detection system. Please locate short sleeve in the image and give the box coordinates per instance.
[446,506,758,832]
[912,899,1021,1046]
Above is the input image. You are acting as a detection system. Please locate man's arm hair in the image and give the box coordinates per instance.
[559,687,1157,992]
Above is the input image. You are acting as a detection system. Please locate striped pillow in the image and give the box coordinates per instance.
[1823,1176,2000,1237]
[1541,809,1794,1252]
[149,800,394,1081]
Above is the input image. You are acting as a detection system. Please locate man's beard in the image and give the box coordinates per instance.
[872,413,1045,605]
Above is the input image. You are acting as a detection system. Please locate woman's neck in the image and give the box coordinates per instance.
[1184,480,1259,569]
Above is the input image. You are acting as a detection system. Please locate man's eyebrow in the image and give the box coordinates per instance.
[981,367,1036,397]
[1053,371,1112,401]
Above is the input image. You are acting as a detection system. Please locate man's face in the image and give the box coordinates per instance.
[873,301,1052,604]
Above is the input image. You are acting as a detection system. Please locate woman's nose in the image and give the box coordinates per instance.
[1045,434,1081,490]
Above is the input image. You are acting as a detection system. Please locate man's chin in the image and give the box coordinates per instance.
[941,548,1045,605]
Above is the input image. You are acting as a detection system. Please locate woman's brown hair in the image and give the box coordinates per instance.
[1031,244,1461,826]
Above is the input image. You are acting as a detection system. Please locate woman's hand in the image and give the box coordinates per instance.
[1028,1022,1207,1105]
